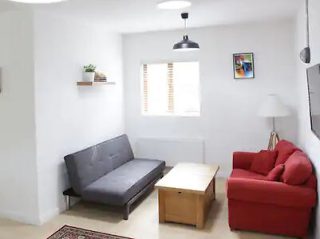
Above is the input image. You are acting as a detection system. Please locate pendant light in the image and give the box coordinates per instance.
[173,12,200,52]
[300,0,311,63]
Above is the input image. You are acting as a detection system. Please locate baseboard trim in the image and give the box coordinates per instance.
[0,209,40,225]
[39,207,60,225]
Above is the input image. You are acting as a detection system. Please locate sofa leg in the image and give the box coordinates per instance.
[65,195,71,210]
[123,204,130,220]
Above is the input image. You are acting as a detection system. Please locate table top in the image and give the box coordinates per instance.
[155,163,220,195]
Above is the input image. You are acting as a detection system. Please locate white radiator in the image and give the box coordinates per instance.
[135,137,205,167]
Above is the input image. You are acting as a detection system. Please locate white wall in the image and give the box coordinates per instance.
[0,11,40,224]
[123,21,298,177]
[33,12,125,223]
[0,9,302,228]
[295,0,320,237]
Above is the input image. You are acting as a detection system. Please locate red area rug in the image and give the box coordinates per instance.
[47,225,133,239]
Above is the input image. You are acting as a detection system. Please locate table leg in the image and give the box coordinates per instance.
[196,195,205,229]
[212,177,216,200]
[158,189,165,223]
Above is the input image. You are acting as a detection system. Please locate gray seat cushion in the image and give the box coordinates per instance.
[64,134,134,194]
[82,158,165,206]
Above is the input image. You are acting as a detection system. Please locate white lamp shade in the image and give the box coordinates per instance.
[258,94,290,118]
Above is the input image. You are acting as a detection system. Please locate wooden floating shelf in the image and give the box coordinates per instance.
[77,81,116,86]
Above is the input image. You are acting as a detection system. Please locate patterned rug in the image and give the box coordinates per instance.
[47,225,134,239]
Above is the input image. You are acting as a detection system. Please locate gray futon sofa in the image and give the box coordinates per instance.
[64,134,165,219]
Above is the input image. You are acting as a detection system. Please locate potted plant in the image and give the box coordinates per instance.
[83,64,96,82]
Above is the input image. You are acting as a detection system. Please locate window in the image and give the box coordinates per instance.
[141,61,200,116]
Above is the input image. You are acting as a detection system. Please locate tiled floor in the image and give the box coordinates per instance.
[0,179,292,239]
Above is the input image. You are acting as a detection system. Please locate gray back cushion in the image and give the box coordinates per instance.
[64,134,134,194]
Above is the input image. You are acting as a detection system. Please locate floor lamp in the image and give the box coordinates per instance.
[258,94,290,150]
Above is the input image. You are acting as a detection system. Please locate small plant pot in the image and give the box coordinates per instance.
[83,72,95,82]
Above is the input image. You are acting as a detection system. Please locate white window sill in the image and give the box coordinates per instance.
[141,112,201,118]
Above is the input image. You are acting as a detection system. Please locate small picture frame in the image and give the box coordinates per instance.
[233,53,255,79]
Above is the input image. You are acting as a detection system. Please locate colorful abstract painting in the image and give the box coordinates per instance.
[233,53,255,79]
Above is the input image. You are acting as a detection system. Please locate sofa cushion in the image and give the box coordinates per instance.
[82,158,165,206]
[282,151,312,185]
[304,175,317,189]
[99,135,134,170]
[230,169,267,181]
[274,140,300,166]
[227,178,316,208]
[266,164,284,181]
[64,134,134,194]
[233,152,259,170]
[250,150,277,175]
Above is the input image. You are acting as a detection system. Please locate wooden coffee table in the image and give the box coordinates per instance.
[155,163,219,229]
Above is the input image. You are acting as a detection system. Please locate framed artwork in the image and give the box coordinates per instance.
[233,53,255,79]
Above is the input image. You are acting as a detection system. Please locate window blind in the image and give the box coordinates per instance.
[142,61,200,116]
[143,63,175,113]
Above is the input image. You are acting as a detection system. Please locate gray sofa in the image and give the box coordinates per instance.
[64,134,165,219]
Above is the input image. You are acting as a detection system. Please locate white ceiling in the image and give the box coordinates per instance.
[0,0,302,33]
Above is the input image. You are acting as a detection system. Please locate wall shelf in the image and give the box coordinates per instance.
[77,81,116,86]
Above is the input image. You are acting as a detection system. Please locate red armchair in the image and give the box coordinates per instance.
[227,140,317,238]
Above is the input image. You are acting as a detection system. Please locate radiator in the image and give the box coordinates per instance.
[135,137,205,167]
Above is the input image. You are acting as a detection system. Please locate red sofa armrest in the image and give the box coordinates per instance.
[227,178,316,208]
[233,152,258,170]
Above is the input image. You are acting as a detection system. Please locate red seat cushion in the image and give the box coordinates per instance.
[275,140,301,166]
[231,169,267,180]
[266,164,284,181]
[304,175,317,189]
[282,151,312,185]
[227,178,316,208]
[250,150,278,175]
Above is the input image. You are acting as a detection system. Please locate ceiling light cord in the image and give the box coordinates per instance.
[181,12,188,36]
[173,12,200,51]
[306,0,310,47]
[184,18,187,36]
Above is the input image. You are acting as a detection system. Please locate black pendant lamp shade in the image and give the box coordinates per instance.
[173,12,200,51]
[173,35,199,51]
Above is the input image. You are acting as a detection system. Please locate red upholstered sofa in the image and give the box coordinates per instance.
[227,140,317,238]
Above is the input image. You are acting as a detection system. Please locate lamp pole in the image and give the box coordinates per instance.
[268,117,280,150]
[272,117,276,132]
[258,94,290,150]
